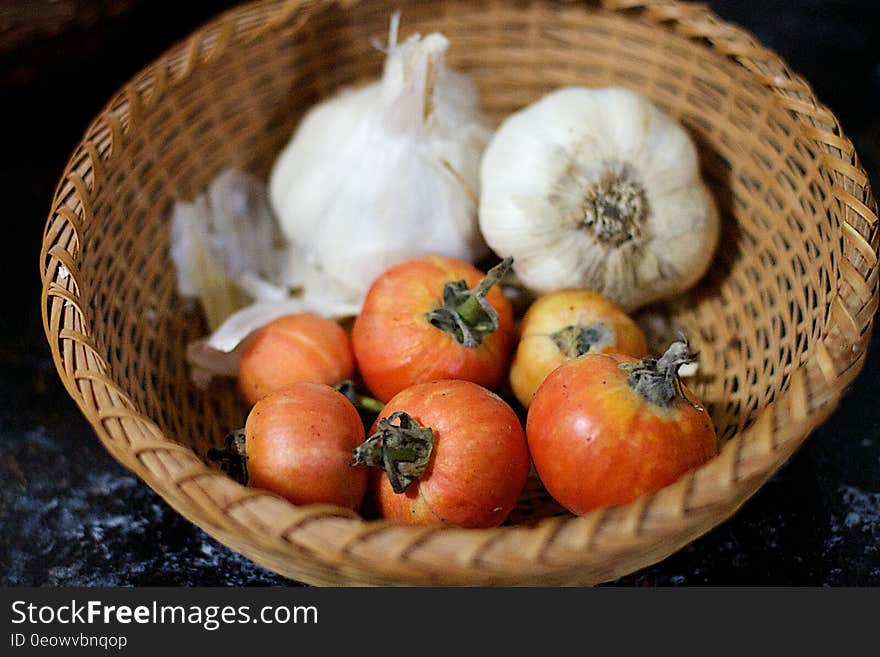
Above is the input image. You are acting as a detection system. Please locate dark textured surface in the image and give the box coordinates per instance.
[2,0,878,587]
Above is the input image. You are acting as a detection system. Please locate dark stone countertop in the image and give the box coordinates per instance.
[1,0,878,586]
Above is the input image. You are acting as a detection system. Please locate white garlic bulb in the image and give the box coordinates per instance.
[269,15,491,305]
[479,87,719,311]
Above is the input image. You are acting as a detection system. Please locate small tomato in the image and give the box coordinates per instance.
[510,290,648,408]
[352,256,515,402]
[353,380,530,528]
[238,313,354,406]
[212,382,367,511]
[526,341,717,515]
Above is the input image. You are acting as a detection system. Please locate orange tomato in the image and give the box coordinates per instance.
[238,313,354,406]
[510,290,648,408]
[354,380,530,528]
[239,382,367,511]
[526,342,717,515]
[352,256,515,402]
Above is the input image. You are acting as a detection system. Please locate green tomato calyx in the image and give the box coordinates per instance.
[335,380,385,415]
[352,411,435,494]
[425,257,513,348]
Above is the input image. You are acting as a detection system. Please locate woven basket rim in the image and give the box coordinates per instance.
[39,0,878,585]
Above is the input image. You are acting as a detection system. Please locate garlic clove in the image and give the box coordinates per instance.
[643,182,720,295]
[634,112,702,195]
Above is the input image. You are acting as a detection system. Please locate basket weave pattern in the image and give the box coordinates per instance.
[40,0,878,585]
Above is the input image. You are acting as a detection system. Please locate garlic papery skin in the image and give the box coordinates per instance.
[269,17,491,305]
[170,169,290,331]
[171,168,362,368]
[478,87,719,312]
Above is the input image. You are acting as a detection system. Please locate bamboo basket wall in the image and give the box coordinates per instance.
[40,0,878,586]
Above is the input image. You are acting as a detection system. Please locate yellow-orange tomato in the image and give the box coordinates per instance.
[354,380,530,528]
[510,290,647,408]
[526,343,717,515]
[238,313,354,406]
[352,256,515,402]
[242,383,367,511]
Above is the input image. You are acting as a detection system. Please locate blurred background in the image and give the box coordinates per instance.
[1,0,878,585]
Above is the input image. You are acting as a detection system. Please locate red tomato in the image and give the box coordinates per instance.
[510,290,648,408]
[354,380,530,528]
[233,382,366,510]
[351,255,515,402]
[238,313,354,406]
[526,342,717,515]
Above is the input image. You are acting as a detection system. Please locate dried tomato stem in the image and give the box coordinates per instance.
[455,257,512,324]
[335,380,385,414]
[550,322,612,359]
[351,411,434,494]
[621,339,698,408]
[425,257,513,348]
[207,429,248,485]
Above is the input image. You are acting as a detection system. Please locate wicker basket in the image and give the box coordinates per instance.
[40,0,877,586]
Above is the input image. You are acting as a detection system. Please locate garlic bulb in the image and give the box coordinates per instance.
[269,15,491,305]
[479,87,719,311]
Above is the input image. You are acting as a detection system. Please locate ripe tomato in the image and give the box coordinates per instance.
[353,380,530,528]
[212,382,367,511]
[526,341,717,515]
[238,313,354,406]
[510,290,648,408]
[352,255,515,402]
